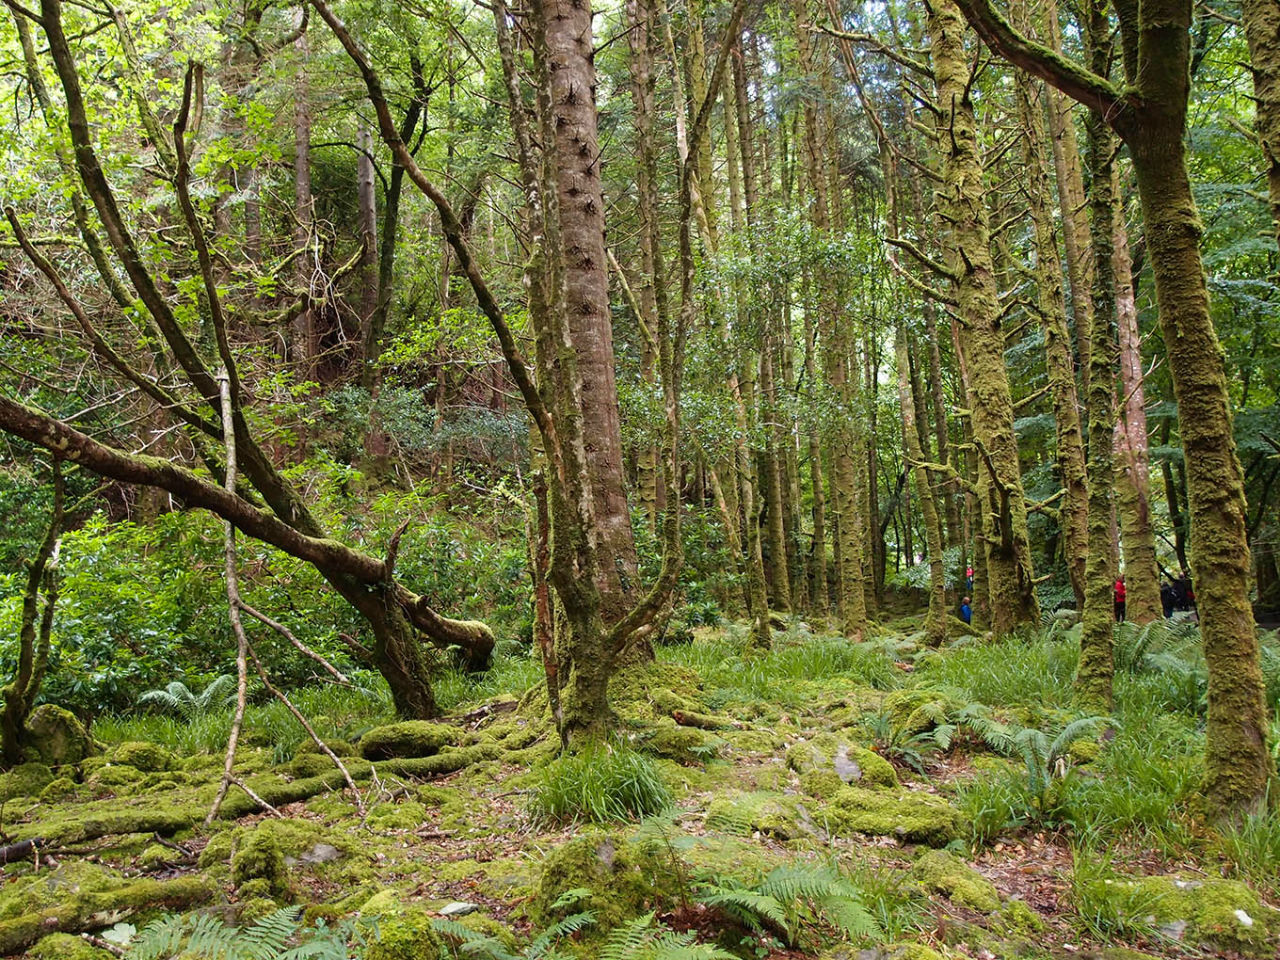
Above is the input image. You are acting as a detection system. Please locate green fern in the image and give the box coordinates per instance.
[597,913,735,960]
[695,863,880,948]
[137,675,237,719]
[124,907,357,960]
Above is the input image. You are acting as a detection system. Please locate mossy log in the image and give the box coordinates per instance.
[0,875,217,955]
[31,746,501,848]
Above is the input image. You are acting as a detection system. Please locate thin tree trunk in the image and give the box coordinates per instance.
[1242,0,1280,253]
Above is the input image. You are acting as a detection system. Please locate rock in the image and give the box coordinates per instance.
[26,932,115,960]
[86,763,146,796]
[826,785,965,847]
[705,791,811,840]
[108,741,174,773]
[292,842,342,866]
[909,849,1000,913]
[137,844,173,871]
[0,761,53,800]
[1080,873,1279,958]
[231,828,289,897]
[38,776,77,801]
[0,861,120,919]
[786,733,898,788]
[439,901,478,916]
[359,722,459,760]
[364,906,445,960]
[23,704,96,766]
[531,832,678,931]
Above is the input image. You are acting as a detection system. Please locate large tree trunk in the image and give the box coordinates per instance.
[1242,0,1280,252]
[929,0,1039,633]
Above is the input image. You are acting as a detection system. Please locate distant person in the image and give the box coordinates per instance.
[966,566,974,592]
[1160,579,1176,618]
[960,596,972,625]
[1114,577,1126,622]
[1177,569,1195,613]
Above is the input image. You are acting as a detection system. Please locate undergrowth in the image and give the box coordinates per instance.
[528,740,672,823]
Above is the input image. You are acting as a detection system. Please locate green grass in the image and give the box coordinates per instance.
[912,631,1078,708]
[527,740,673,824]
[1219,799,1280,896]
[659,627,898,708]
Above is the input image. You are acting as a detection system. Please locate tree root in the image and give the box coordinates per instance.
[0,875,217,955]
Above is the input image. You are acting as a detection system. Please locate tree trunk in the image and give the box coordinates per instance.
[1111,168,1162,625]
[1242,0,1280,252]
[356,125,379,328]
[929,0,1039,632]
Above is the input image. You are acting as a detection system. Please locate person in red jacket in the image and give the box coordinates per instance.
[1114,577,1126,622]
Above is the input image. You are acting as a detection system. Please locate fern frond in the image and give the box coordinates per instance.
[697,887,789,937]
[599,912,658,960]
[238,906,302,959]
[528,910,597,956]
[1048,716,1110,762]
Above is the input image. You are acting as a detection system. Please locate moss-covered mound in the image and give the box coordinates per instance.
[24,704,97,765]
[358,722,459,760]
[0,761,53,801]
[909,850,1000,912]
[26,932,115,960]
[530,832,679,932]
[363,905,445,960]
[109,741,175,773]
[1079,873,1280,958]
[786,733,899,788]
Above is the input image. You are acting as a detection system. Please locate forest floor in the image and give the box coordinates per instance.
[2,608,1279,960]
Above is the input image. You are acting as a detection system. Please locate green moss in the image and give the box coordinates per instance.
[38,776,77,801]
[451,913,518,950]
[635,719,717,765]
[359,722,459,760]
[358,889,406,916]
[231,828,289,897]
[1081,873,1280,957]
[363,906,445,960]
[86,763,146,796]
[826,785,965,847]
[367,800,427,830]
[23,704,97,766]
[137,844,172,871]
[0,862,119,919]
[109,741,174,773]
[704,791,808,840]
[994,899,1044,936]
[199,829,235,867]
[786,733,898,787]
[799,770,846,800]
[286,754,339,779]
[238,897,282,924]
[881,690,962,737]
[0,761,52,800]
[530,832,678,931]
[910,850,1000,912]
[26,932,115,960]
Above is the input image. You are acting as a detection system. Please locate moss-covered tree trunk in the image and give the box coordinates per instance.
[1242,0,1280,252]
[929,0,1039,633]
[957,0,1273,815]
[1012,18,1088,612]
[1077,31,1119,708]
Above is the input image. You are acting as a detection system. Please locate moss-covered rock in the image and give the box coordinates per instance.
[23,704,96,765]
[909,850,1000,912]
[786,734,899,788]
[231,828,289,897]
[1079,873,1280,958]
[26,932,115,960]
[0,761,52,800]
[38,776,77,802]
[109,741,175,773]
[86,763,146,796]
[825,785,965,847]
[881,690,961,737]
[294,738,357,758]
[363,906,445,960]
[705,791,808,840]
[198,829,236,868]
[530,832,678,931]
[237,896,282,925]
[0,861,119,919]
[359,722,458,760]
[993,898,1044,936]
[635,719,717,765]
[367,800,427,830]
[137,843,173,871]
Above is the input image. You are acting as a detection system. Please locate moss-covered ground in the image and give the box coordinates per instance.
[2,614,1278,959]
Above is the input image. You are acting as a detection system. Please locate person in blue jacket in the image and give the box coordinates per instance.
[960,596,972,624]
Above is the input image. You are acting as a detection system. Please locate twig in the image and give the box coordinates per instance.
[207,369,250,825]
[246,642,365,816]
[230,777,283,818]
[236,600,350,684]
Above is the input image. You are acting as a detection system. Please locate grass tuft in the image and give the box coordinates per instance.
[528,740,673,824]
